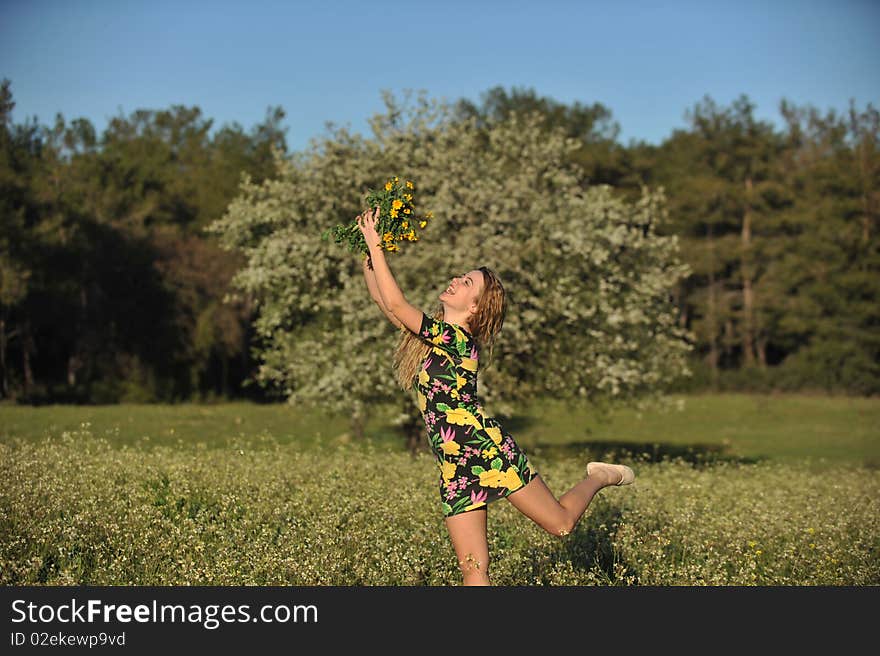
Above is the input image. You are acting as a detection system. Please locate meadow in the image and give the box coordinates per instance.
[1,394,878,585]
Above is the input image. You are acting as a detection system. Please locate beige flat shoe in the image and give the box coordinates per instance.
[586,461,635,486]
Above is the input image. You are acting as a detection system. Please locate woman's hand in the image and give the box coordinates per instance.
[356,207,381,252]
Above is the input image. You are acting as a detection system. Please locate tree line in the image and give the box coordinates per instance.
[1,81,877,404]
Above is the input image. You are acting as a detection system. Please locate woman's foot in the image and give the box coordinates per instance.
[586,461,635,487]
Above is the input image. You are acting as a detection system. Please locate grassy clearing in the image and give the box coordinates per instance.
[1,393,877,466]
[1,429,877,586]
[1,394,877,585]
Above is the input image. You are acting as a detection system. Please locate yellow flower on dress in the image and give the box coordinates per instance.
[417,390,427,412]
[392,199,403,210]
[455,374,467,389]
[418,369,429,386]
[502,467,523,491]
[484,425,503,445]
[442,406,482,429]
[460,357,478,372]
[478,469,505,488]
[440,440,460,456]
[440,460,457,482]
[481,446,498,459]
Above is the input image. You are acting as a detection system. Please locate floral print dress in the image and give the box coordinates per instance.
[414,313,538,517]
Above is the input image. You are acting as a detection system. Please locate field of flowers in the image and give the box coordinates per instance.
[2,422,877,586]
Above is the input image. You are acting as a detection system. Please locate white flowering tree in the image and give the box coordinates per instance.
[208,92,693,447]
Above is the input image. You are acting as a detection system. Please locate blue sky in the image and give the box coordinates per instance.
[2,0,877,151]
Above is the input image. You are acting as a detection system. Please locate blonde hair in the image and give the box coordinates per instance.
[393,266,507,390]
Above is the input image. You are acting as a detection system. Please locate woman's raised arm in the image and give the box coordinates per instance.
[362,255,404,329]
[357,208,423,334]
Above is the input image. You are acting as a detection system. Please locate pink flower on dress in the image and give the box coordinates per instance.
[470,345,479,360]
[440,425,457,445]
[422,357,433,370]
[470,489,488,505]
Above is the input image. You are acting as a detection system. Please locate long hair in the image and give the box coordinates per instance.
[393,266,507,390]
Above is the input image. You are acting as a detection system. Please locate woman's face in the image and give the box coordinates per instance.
[439,269,485,315]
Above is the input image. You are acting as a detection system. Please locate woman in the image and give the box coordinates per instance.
[357,207,634,586]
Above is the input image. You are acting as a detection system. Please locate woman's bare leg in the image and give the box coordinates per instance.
[444,508,491,586]
[506,466,622,537]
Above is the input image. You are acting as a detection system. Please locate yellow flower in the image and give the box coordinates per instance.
[386,243,399,252]
[484,425,502,445]
[394,176,399,181]
[440,440,460,456]
[385,182,393,191]
[478,469,505,488]
[402,221,409,229]
[406,180,413,189]
[440,460,457,482]
[383,232,394,242]
[502,467,523,491]
[426,211,434,219]
[404,193,412,201]
[392,199,403,210]
[419,221,427,228]
[460,357,477,372]
[417,391,427,412]
[403,208,411,214]
[389,209,398,218]
[481,446,498,459]
[418,369,429,386]
[443,406,482,429]
[455,374,467,389]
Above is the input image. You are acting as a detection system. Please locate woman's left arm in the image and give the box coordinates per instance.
[357,208,423,334]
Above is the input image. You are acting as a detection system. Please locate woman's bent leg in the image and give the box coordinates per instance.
[444,508,491,586]
[506,470,615,537]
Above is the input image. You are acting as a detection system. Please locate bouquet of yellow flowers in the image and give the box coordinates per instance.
[324,176,433,255]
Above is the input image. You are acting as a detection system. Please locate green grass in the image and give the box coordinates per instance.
[0,400,398,450]
[1,433,877,585]
[1,393,878,585]
[3,393,876,466]
[509,393,880,467]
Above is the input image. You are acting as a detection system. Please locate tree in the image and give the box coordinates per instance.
[209,92,693,447]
